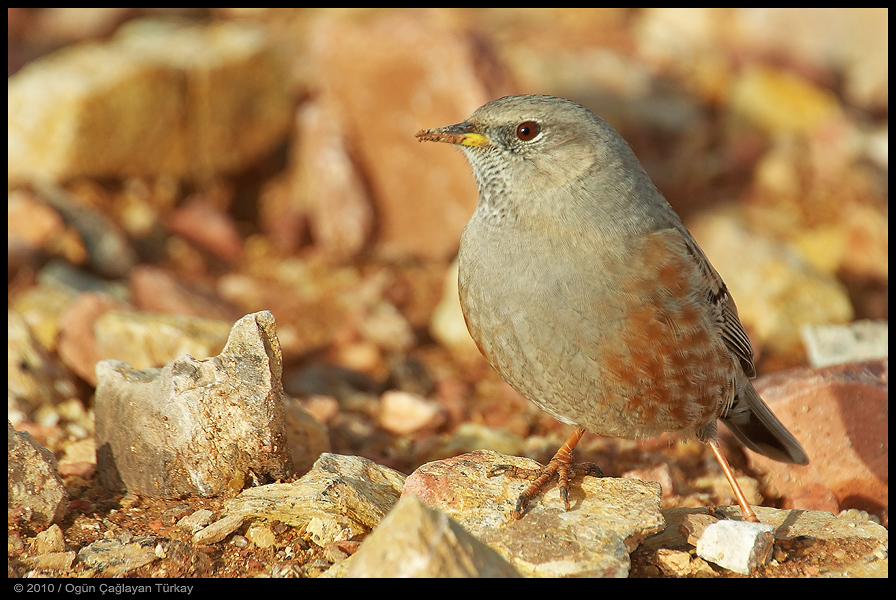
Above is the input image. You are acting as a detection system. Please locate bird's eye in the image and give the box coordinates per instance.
[516,121,540,141]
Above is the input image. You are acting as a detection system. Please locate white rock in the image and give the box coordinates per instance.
[696,519,775,575]
[801,320,888,368]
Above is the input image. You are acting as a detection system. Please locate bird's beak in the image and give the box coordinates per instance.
[415,122,490,148]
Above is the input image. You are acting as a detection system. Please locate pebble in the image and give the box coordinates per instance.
[377,390,445,435]
[192,513,245,545]
[655,548,692,577]
[177,509,214,534]
[246,525,276,549]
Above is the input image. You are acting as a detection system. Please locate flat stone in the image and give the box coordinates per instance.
[226,453,406,547]
[402,450,665,577]
[77,534,157,577]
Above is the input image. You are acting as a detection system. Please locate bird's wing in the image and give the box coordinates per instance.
[679,228,756,378]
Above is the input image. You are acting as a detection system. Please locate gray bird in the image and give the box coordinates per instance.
[417,94,808,522]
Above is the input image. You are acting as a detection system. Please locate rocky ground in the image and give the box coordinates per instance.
[8,9,888,578]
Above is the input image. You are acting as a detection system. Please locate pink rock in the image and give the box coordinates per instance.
[308,11,515,260]
[57,292,130,385]
[742,360,887,517]
[130,265,241,321]
[165,196,243,263]
[622,463,676,498]
[293,99,374,262]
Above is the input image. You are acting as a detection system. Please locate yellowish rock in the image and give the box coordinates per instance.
[730,65,843,136]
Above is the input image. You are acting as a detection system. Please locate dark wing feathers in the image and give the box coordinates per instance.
[680,231,756,378]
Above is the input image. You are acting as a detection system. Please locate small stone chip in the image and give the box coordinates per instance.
[192,513,244,545]
[680,512,719,546]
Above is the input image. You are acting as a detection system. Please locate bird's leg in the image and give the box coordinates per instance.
[707,438,760,523]
[488,427,604,520]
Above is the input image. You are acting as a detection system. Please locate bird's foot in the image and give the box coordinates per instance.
[489,446,603,520]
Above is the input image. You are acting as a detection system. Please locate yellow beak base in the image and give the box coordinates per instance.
[416,123,489,148]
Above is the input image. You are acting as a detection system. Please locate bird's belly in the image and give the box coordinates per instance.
[458,244,730,439]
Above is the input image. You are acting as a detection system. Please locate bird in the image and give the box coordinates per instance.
[416,94,808,523]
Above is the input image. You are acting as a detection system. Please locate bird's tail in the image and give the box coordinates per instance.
[720,382,809,465]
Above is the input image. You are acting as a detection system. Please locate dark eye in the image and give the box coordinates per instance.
[516,121,540,141]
